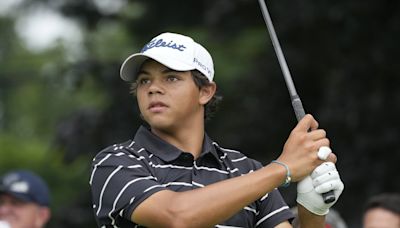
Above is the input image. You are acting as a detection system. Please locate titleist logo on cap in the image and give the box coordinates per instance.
[141,38,186,52]
[9,181,29,193]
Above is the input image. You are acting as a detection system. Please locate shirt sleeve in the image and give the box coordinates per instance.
[90,146,167,227]
[255,189,294,227]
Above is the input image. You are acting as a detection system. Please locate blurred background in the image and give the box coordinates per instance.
[0,0,399,227]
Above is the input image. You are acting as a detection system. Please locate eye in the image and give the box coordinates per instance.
[138,78,150,85]
[166,75,179,82]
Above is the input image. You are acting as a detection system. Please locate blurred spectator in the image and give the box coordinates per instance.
[363,193,400,228]
[291,206,348,228]
[0,170,51,228]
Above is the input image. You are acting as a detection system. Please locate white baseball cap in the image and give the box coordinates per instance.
[120,32,214,82]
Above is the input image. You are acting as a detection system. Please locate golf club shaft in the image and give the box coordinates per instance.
[257,0,335,204]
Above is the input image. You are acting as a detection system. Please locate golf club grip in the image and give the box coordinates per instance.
[291,96,306,122]
[322,191,336,203]
[292,97,336,204]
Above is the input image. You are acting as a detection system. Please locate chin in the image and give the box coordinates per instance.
[145,118,174,131]
[150,122,174,131]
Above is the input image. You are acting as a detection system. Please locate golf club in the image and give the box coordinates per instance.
[257,0,336,204]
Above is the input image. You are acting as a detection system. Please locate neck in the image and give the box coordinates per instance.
[151,116,205,159]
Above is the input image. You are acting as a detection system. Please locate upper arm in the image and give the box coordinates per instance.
[131,189,178,227]
[90,150,167,226]
[255,189,294,227]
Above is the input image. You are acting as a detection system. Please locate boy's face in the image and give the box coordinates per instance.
[0,194,50,228]
[136,60,212,132]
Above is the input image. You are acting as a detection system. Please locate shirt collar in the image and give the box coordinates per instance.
[202,134,222,162]
[134,126,221,162]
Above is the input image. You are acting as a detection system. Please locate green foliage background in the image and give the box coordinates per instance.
[1,0,399,227]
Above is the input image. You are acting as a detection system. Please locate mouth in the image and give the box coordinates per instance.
[148,101,168,112]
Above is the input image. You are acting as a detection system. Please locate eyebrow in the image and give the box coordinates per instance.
[162,69,181,74]
[137,68,182,76]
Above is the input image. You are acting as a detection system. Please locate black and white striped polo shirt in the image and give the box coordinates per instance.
[90,126,294,227]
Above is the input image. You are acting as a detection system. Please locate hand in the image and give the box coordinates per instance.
[296,162,344,215]
[278,114,335,181]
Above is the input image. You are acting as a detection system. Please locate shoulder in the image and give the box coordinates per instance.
[92,139,149,166]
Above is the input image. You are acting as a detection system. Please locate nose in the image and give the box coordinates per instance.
[148,79,164,95]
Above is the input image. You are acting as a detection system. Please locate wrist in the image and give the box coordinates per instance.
[297,196,330,216]
[270,160,291,187]
[297,204,326,228]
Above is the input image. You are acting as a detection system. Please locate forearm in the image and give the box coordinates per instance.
[133,163,287,227]
[177,163,286,226]
[297,204,325,228]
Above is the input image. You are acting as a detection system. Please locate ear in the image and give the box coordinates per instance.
[35,207,51,227]
[199,82,217,105]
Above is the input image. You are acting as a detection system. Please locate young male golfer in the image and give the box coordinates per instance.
[90,32,344,228]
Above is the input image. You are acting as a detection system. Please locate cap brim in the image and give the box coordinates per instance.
[0,189,33,204]
[120,54,148,81]
[120,52,195,82]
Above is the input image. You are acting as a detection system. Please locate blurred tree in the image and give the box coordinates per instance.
[0,0,399,227]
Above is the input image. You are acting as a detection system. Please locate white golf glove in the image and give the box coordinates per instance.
[296,162,344,215]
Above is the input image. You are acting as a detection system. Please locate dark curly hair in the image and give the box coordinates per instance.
[129,70,222,121]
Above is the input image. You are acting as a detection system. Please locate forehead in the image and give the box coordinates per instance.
[140,59,169,72]
[364,208,400,226]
